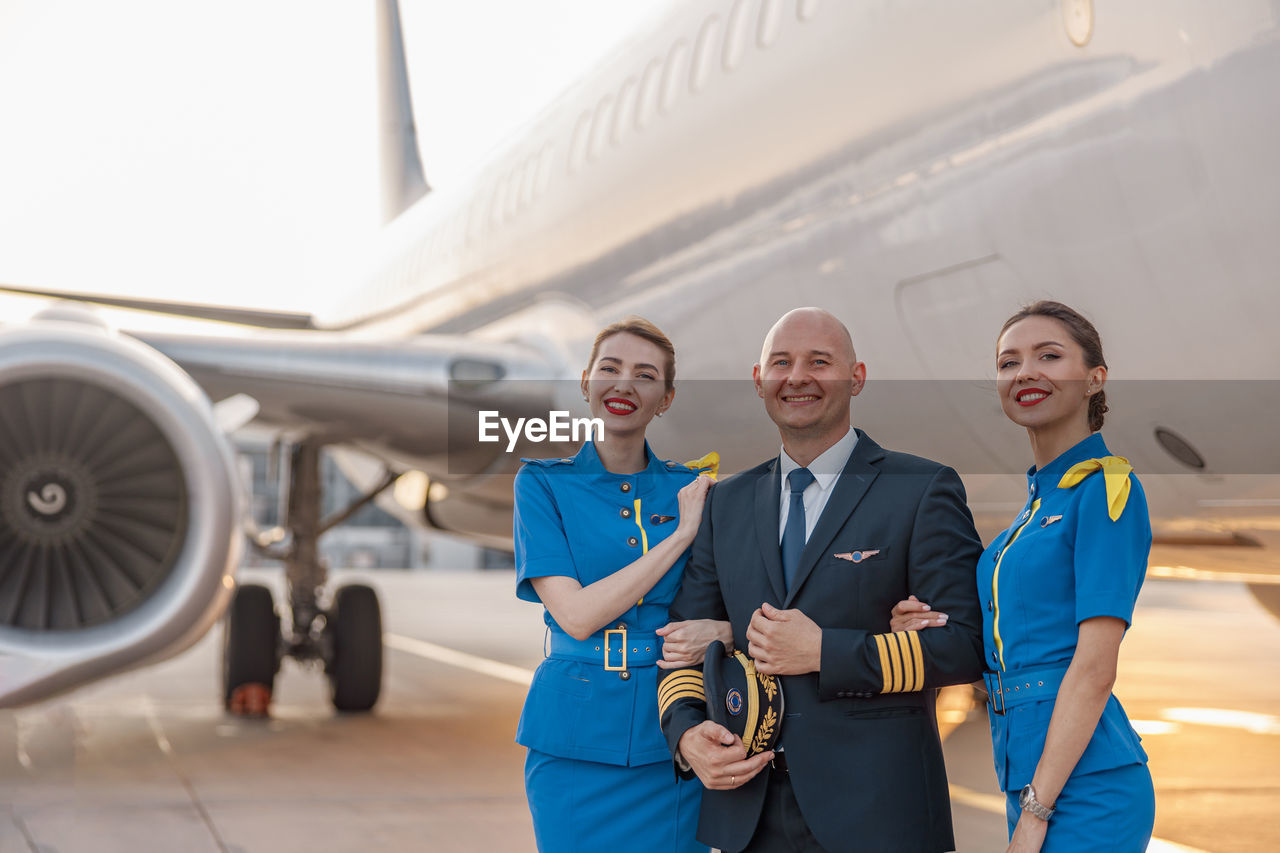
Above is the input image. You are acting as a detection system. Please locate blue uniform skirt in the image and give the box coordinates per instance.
[1004,762,1154,851]
[525,749,707,853]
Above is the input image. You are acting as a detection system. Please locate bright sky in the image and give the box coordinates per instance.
[0,1,660,328]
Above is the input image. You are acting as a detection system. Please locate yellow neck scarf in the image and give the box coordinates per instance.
[683,451,720,481]
[1057,455,1133,521]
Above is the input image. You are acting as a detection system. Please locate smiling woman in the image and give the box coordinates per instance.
[509,316,727,853]
[893,300,1157,853]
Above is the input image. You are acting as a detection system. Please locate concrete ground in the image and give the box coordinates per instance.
[2,569,1276,852]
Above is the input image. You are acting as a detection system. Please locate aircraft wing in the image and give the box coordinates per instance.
[0,283,318,329]
[129,327,564,468]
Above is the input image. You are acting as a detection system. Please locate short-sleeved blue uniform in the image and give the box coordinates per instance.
[513,440,711,853]
[976,433,1155,850]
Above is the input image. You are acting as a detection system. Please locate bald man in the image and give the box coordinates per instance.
[658,308,984,852]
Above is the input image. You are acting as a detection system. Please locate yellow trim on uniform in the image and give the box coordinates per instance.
[632,498,650,553]
[682,451,720,481]
[906,630,925,692]
[1058,455,1133,521]
[659,688,708,717]
[873,633,893,693]
[633,497,649,604]
[993,497,1041,670]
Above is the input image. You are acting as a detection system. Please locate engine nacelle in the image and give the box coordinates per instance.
[0,320,242,707]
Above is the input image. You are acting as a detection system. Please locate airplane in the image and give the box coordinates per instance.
[2,0,1278,713]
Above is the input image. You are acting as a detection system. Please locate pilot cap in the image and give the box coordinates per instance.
[703,640,784,756]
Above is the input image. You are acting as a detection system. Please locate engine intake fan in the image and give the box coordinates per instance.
[0,321,242,707]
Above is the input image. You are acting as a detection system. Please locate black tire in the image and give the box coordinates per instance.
[328,584,383,712]
[222,584,280,710]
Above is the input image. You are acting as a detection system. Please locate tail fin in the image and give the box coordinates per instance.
[376,0,429,223]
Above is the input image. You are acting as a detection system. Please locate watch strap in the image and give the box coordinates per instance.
[1020,784,1055,821]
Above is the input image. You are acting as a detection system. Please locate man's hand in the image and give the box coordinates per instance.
[656,619,734,669]
[677,720,774,790]
[746,602,821,675]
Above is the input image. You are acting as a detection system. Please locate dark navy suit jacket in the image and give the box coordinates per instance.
[658,430,984,853]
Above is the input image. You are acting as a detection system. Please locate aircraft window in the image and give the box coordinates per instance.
[797,0,821,21]
[723,0,753,70]
[612,77,637,145]
[537,143,555,194]
[588,95,614,160]
[660,40,689,114]
[569,111,592,174]
[636,58,663,129]
[758,0,782,47]
[690,17,721,93]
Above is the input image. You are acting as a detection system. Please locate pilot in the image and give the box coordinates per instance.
[892,301,1156,852]
[512,316,728,853]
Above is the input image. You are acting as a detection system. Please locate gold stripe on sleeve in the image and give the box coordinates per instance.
[891,632,914,693]
[658,687,707,717]
[885,632,904,693]
[873,633,892,694]
[905,630,925,692]
[657,672,703,705]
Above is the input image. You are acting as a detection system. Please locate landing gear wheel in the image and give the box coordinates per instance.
[327,584,383,712]
[222,584,281,716]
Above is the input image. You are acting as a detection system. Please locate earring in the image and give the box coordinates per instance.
[656,411,664,418]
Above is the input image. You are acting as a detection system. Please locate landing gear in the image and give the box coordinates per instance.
[226,438,398,716]
[222,584,281,716]
[327,584,383,712]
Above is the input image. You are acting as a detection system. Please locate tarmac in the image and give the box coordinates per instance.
[2,568,1277,852]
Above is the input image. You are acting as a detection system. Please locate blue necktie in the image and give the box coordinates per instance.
[781,467,815,593]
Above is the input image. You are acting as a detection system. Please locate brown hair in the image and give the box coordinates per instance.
[999,300,1109,431]
[585,316,676,393]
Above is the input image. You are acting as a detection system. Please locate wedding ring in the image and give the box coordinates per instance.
[731,775,736,786]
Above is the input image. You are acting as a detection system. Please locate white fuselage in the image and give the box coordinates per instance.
[314,0,1279,544]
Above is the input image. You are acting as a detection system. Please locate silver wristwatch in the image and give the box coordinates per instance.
[1019,784,1055,821]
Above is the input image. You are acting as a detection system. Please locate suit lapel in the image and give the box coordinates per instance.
[753,460,787,605]
[783,431,886,607]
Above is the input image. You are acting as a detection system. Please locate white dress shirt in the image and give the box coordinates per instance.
[777,428,858,544]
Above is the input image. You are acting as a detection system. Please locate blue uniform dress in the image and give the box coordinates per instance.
[513,440,712,853]
[976,433,1156,850]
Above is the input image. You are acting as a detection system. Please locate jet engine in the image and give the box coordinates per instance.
[0,318,242,707]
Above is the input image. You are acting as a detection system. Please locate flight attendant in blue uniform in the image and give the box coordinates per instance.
[513,317,729,853]
[892,301,1155,852]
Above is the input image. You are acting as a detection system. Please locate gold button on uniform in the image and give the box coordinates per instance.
[627,536,638,546]
[620,508,631,518]
[620,482,631,493]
